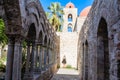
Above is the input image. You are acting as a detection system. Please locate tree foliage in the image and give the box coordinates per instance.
[46,2,64,31]
[0,19,8,47]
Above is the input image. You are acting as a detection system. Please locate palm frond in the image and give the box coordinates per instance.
[47,2,64,31]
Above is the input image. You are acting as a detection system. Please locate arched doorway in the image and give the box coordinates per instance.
[85,40,88,80]
[82,43,84,80]
[97,18,109,80]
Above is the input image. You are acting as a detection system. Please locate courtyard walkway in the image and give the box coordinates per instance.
[51,68,80,80]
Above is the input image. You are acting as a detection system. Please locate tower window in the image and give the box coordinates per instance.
[68,14,72,22]
[67,24,72,32]
[68,27,72,32]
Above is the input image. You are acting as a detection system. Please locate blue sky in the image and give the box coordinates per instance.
[40,0,94,15]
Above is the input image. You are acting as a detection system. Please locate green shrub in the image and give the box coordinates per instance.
[0,57,6,72]
[57,64,60,69]
[66,65,72,69]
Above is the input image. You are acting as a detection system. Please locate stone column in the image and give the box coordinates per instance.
[35,44,39,73]
[12,37,22,80]
[52,49,55,63]
[25,42,30,74]
[51,49,54,64]
[39,45,42,71]
[46,47,49,67]
[44,46,47,70]
[48,48,51,65]
[5,38,14,80]
[31,42,36,72]
[41,47,44,69]
[49,48,51,64]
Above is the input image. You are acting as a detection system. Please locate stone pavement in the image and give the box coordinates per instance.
[51,68,80,80]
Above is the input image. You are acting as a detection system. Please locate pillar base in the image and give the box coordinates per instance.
[23,73,34,80]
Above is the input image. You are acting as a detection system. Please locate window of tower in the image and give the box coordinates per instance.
[67,24,72,32]
[69,6,72,8]
[68,14,73,22]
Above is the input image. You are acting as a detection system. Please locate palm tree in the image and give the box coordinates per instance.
[47,2,64,31]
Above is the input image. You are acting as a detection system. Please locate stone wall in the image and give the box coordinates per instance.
[78,0,120,80]
[0,0,4,18]
[57,32,78,68]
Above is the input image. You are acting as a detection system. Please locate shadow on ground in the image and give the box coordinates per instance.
[51,74,80,80]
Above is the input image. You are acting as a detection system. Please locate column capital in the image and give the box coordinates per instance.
[8,37,15,44]
[16,37,23,42]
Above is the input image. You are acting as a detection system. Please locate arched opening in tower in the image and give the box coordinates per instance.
[68,14,73,22]
[67,23,72,32]
[97,18,109,80]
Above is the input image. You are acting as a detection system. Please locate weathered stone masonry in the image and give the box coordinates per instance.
[0,0,59,80]
[78,0,120,80]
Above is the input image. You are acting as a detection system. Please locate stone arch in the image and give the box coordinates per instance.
[26,0,41,19]
[44,35,47,46]
[97,17,109,80]
[41,23,45,33]
[27,23,36,42]
[31,13,39,26]
[22,23,37,80]
[68,14,73,22]
[27,12,39,29]
[26,2,42,29]
[38,31,43,44]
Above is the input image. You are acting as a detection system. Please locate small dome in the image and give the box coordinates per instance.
[66,2,75,8]
[80,6,91,17]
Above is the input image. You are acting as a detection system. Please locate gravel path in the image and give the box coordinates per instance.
[51,68,80,80]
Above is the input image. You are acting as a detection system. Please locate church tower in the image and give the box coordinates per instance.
[62,2,77,32]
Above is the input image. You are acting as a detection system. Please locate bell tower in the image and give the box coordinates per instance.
[62,2,77,32]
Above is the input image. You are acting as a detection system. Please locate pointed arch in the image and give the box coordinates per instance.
[84,40,89,80]
[38,31,43,44]
[97,17,109,80]
[44,35,47,46]
[27,23,36,42]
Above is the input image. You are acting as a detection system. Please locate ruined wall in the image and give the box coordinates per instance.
[78,0,120,80]
[1,0,59,80]
[0,0,4,18]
